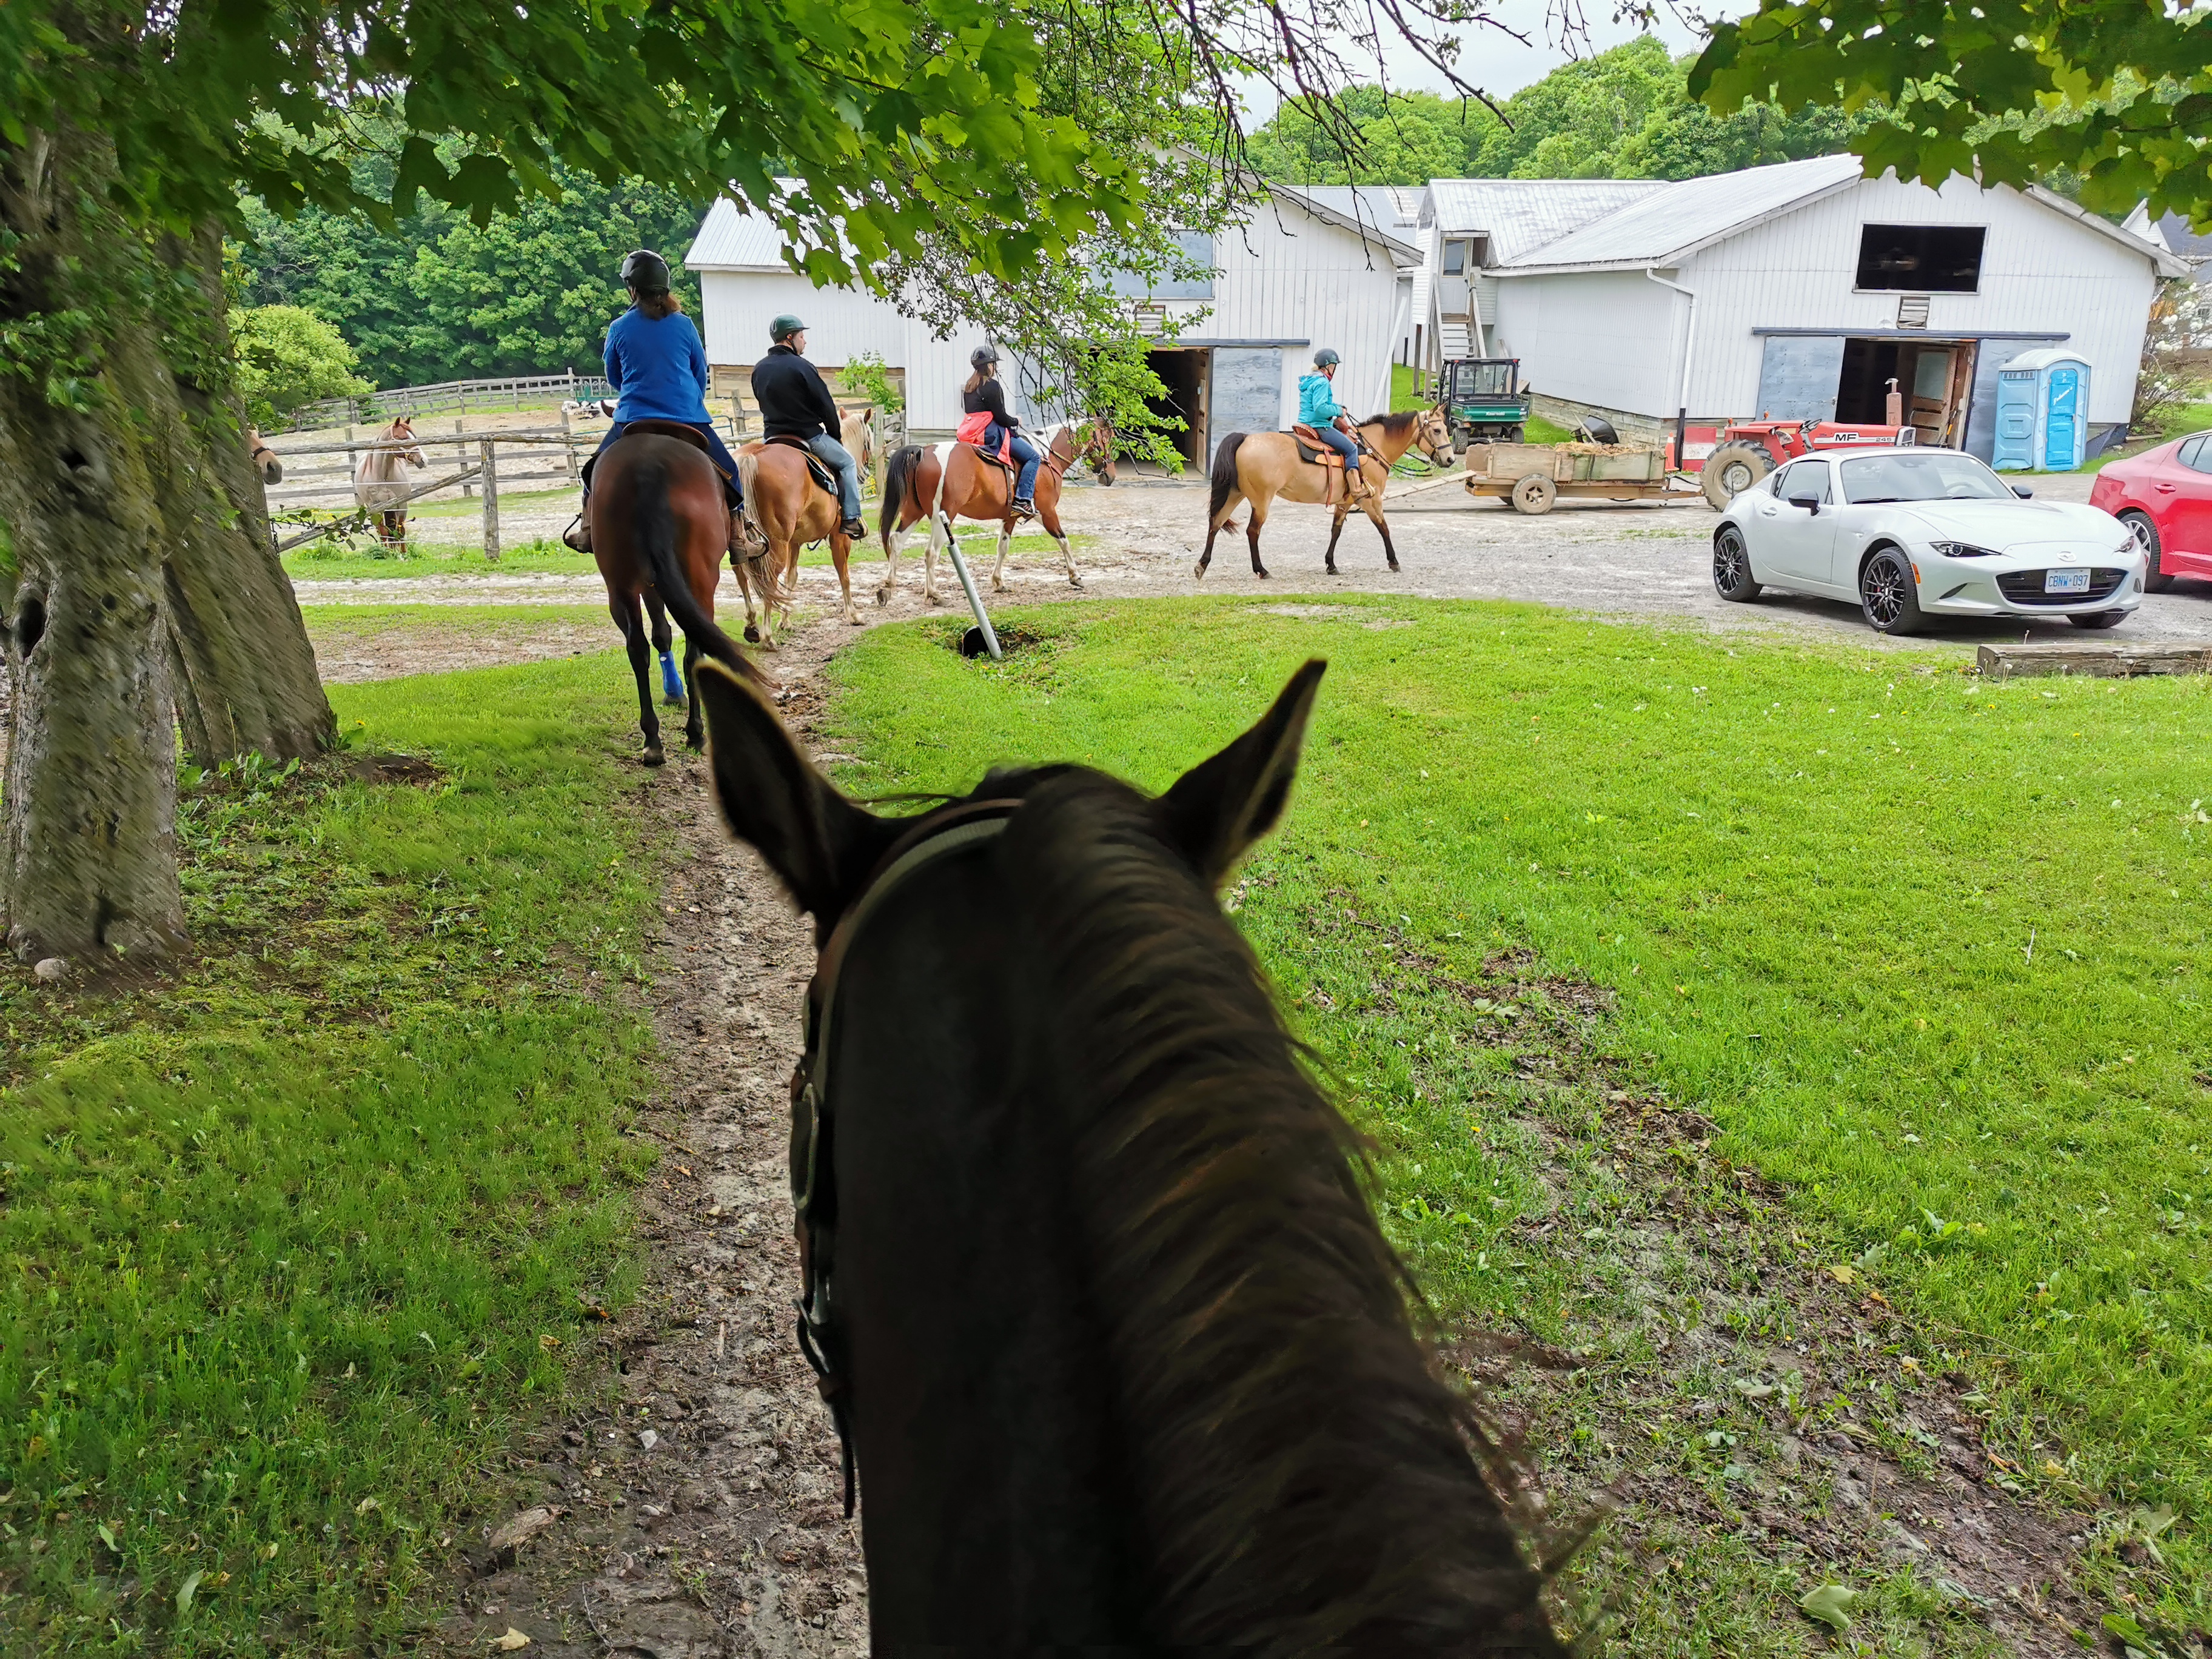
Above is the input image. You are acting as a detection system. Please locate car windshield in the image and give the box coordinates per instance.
[1839,452,2012,504]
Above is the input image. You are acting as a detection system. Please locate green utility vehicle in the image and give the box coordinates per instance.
[1436,358,1529,444]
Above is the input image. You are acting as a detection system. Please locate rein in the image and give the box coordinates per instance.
[788,797,1025,1515]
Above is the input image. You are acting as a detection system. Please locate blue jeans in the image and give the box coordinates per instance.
[806,433,864,521]
[984,423,1042,501]
[586,420,742,508]
[1313,423,1360,470]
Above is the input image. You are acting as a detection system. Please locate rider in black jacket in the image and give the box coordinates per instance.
[751,315,864,537]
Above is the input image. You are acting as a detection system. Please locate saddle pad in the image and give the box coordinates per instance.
[1294,437,1344,469]
[962,440,1016,475]
[762,435,839,499]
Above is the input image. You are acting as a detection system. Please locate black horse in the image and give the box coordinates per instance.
[692,658,1566,1651]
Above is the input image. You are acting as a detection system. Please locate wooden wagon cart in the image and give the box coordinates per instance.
[1460,440,1681,514]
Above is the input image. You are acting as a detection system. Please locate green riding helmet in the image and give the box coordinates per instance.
[771,314,807,343]
[1313,348,1341,368]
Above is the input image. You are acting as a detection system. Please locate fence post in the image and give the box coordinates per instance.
[481,438,501,563]
[455,419,474,497]
[560,403,581,482]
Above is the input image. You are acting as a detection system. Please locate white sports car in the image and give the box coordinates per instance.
[1711,447,2148,635]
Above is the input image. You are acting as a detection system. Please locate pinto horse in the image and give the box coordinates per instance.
[353,417,427,545]
[589,424,757,763]
[876,418,1116,607]
[1199,405,1455,580]
[688,658,1566,1650]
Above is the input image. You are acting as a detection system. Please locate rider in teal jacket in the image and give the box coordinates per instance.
[1298,350,1368,498]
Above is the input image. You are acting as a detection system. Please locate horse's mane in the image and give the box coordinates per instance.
[1000,771,1565,1653]
[1364,409,1423,437]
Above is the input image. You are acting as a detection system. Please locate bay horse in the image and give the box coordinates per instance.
[876,418,1117,607]
[1199,406,1455,580]
[688,657,1568,1652]
[731,441,853,643]
[589,424,759,763]
[353,417,427,545]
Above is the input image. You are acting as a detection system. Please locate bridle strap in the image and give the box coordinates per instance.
[788,799,1022,1517]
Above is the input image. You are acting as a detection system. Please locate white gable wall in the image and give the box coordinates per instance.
[1677,173,2154,424]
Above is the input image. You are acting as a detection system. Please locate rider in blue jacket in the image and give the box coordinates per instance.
[1298,349,1369,500]
[563,250,748,554]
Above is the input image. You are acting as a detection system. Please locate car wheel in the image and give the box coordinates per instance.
[1703,443,1772,511]
[2120,511,2173,592]
[2068,609,2129,629]
[1859,546,1926,635]
[1511,473,1557,514]
[1713,526,1761,602]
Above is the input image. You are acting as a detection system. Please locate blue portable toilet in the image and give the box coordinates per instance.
[1992,348,2092,472]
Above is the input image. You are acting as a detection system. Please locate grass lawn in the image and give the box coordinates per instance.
[823,597,2212,1649]
[0,651,662,1653]
[283,537,598,585]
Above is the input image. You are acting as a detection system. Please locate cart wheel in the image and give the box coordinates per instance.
[1702,443,1771,510]
[1511,473,1557,515]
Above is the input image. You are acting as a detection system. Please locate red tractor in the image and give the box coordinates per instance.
[1678,415,1919,510]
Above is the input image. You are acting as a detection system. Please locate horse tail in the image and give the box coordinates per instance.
[735,447,764,546]
[1208,431,1247,522]
[632,453,760,685]
[880,444,924,549]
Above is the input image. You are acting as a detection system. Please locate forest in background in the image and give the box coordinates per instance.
[234,38,1857,401]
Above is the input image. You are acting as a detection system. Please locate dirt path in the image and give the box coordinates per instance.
[424,626,868,1659]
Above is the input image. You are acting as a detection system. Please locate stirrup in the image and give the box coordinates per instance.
[1010,497,1037,520]
[561,513,591,552]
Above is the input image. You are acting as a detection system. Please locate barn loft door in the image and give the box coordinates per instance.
[1208,347,1283,466]
[1754,336,1845,423]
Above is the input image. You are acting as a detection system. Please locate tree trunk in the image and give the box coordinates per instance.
[0,126,335,962]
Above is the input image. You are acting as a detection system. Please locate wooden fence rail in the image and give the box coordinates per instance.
[278,371,614,432]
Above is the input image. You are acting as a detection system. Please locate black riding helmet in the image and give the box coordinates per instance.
[621,249,672,296]
[970,344,999,371]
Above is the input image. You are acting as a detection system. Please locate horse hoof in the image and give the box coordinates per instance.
[845,610,863,626]
[1067,574,1085,589]
[642,746,666,768]
[1192,561,1207,581]
[662,694,686,709]
[1388,560,1402,573]
[874,589,891,608]
[743,624,761,645]
[1256,569,1272,580]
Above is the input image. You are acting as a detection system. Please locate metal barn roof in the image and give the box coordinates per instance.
[1422,178,1668,264]
[1496,155,1865,272]
[686,196,802,272]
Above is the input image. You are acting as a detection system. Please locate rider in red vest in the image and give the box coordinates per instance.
[563,250,747,554]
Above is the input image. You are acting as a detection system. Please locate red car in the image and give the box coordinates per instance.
[2089,434,2212,591]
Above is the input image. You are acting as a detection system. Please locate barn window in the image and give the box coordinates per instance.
[1856,224,1985,292]
[1441,240,1468,275]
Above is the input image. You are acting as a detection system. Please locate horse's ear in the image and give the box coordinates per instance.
[1158,659,1326,890]
[693,662,896,930]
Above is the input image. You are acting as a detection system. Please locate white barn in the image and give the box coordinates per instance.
[684,184,1421,467]
[1417,156,2185,460]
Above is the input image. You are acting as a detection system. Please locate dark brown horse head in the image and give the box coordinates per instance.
[689,657,1566,1651]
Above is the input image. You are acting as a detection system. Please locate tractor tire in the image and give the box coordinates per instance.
[1511,473,1558,514]
[1703,443,1772,510]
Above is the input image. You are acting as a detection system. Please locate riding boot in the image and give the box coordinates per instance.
[729,506,764,557]
[839,516,866,540]
[563,512,592,552]
[1010,496,1037,521]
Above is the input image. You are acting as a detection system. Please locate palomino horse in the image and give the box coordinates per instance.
[839,404,877,480]
[1199,406,1455,580]
[353,417,428,545]
[688,659,1566,1650]
[589,424,758,763]
[876,418,1116,606]
[732,441,855,640]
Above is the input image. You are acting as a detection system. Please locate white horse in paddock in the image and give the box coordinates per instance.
[354,417,427,544]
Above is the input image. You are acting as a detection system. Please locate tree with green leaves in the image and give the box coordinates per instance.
[228,304,369,427]
[0,0,1484,962]
[1689,0,2212,223]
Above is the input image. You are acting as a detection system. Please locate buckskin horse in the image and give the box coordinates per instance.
[876,418,1116,606]
[688,657,1567,1651]
[589,423,758,763]
[1199,406,1455,580]
[352,417,427,545]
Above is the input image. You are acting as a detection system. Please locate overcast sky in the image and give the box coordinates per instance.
[1236,0,1714,120]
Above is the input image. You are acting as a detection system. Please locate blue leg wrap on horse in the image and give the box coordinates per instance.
[660,652,683,700]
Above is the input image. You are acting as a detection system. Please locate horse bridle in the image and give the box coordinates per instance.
[1040,420,1113,481]
[787,797,1024,1515]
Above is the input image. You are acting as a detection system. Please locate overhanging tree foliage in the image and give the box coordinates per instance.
[0,0,1494,962]
[1689,0,2212,224]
